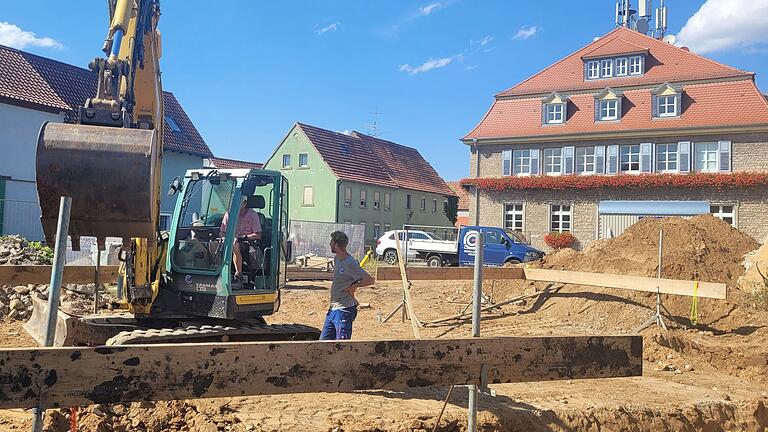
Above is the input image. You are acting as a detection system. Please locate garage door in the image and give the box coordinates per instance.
[598,201,709,239]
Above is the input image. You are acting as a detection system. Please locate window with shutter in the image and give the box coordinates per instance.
[563,146,575,175]
[595,146,606,174]
[544,148,562,175]
[718,141,731,172]
[530,149,540,175]
[678,142,691,173]
[607,145,619,174]
[640,143,653,173]
[502,150,512,176]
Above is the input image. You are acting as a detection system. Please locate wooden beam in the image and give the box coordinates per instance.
[395,236,422,337]
[376,266,525,281]
[0,265,119,285]
[0,336,642,409]
[523,268,726,299]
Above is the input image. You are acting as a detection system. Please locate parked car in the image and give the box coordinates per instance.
[409,226,544,267]
[375,230,445,264]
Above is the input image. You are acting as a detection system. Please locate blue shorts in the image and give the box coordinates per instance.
[319,307,357,340]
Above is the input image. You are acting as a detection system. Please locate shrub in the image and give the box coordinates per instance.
[544,231,576,250]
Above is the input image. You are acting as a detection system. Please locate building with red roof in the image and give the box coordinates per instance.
[264,123,456,244]
[461,27,768,249]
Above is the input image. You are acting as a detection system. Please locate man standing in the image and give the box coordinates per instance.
[320,231,374,340]
[220,196,262,281]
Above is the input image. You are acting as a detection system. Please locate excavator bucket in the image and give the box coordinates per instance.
[36,122,159,250]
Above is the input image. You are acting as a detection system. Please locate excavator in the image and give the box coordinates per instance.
[25,0,320,345]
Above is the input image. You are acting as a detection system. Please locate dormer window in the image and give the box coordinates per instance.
[615,58,627,76]
[541,92,569,125]
[600,59,613,77]
[652,83,682,118]
[629,55,643,75]
[594,88,623,122]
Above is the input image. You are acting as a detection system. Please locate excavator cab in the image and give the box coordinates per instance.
[155,168,290,320]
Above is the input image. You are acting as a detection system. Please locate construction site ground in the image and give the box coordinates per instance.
[1,216,767,431]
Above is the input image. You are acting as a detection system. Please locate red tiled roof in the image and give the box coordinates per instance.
[296,123,455,196]
[464,80,768,140]
[208,157,263,170]
[0,44,212,157]
[496,27,750,98]
[581,38,648,59]
[446,182,470,210]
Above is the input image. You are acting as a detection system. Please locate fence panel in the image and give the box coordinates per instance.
[289,220,366,260]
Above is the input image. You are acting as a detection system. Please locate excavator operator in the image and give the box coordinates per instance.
[220,196,262,281]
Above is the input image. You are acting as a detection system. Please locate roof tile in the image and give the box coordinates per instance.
[208,157,263,170]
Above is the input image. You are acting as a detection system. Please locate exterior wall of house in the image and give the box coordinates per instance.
[467,132,768,250]
[336,181,454,245]
[263,125,338,223]
[160,151,205,228]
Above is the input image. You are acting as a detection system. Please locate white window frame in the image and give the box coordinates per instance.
[298,153,309,168]
[281,154,291,168]
[549,204,572,233]
[615,57,628,76]
[629,55,642,75]
[344,187,352,207]
[658,95,677,117]
[373,191,380,209]
[710,204,736,227]
[695,142,719,173]
[373,223,381,240]
[384,192,391,211]
[432,198,438,213]
[600,59,613,78]
[575,146,596,175]
[502,149,512,176]
[504,203,525,232]
[513,149,532,176]
[360,189,367,208]
[599,100,619,121]
[620,144,641,173]
[420,197,426,212]
[302,185,314,206]
[545,103,564,124]
[159,212,172,231]
[587,61,600,79]
[543,148,562,176]
[656,143,678,173]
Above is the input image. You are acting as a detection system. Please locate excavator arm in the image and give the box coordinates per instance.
[35,0,164,314]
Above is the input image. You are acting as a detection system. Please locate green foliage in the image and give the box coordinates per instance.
[28,241,54,265]
[443,195,459,225]
[743,280,768,310]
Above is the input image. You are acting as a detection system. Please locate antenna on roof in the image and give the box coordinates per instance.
[654,0,669,39]
[615,0,667,38]
[365,111,383,137]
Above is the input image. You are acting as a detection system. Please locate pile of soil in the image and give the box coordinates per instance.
[0,235,52,265]
[539,215,758,287]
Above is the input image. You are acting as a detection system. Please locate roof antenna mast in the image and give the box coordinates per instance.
[615,0,668,40]
[365,111,383,137]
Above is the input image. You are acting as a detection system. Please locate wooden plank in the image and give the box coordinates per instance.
[376,266,525,281]
[0,335,642,409]
[0,265,119,285]
[524,268,726,299]
[396,235,422,337]
[286,269,333,281]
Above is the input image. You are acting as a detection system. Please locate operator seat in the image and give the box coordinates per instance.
[245,195,266,233]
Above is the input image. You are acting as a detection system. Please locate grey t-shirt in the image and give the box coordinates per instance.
[330,255,366,309]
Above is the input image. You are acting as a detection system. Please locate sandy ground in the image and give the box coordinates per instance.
[1,273,768,431]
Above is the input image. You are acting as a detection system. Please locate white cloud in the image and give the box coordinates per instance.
[316,22,340,35]
[463,65,478,71]
[419,3,442,16]
[0,22,63,50]
[399,56,455,75]
[513,25,538,40]
[676,0,768,54]
[471,35,494,47]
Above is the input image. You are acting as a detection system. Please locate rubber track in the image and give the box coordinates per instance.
[106,323,321,345]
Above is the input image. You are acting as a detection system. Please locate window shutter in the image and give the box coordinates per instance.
[640,143,653,173]
[502,150,512,176]
[651,95,658,118]
[718,140,731,172]
[595,145,606,174]
[530,149,540,175]
[607,145,619,174]
[541,104,547,125]
[617,96,623,120]
[676,93,683,117]
[640,55,646,74]
[563,146,575,175]
[678,141,691,173]
[594,98,600,122]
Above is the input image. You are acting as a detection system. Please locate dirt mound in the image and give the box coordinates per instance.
[0,235,52,265]
[540,215,758,287]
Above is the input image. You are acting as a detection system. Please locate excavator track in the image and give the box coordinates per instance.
[106,323,320,345]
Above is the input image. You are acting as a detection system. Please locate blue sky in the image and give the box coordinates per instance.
[2,1,767,181]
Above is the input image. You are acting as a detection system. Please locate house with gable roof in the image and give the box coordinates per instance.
[264,122,456,243]
[462,27,768,249]
[0,44,213,239]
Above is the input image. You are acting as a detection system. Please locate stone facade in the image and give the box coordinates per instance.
[467,132,768,250]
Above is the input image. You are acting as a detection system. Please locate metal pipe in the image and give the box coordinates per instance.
[473,139,480,226]
[109,28,124,60]
[467,228,484,432]
[94,248,101,314]
[31,197,72,432]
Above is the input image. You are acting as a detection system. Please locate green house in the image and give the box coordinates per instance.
[264,123,456,243]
